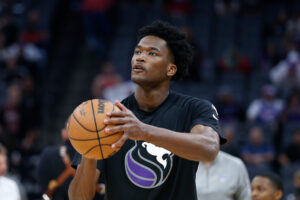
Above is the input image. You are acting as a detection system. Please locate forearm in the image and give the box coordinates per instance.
[145,124,219,162]
[68,157,98,200]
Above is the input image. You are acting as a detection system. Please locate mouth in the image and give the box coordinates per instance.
[132,64,145,73]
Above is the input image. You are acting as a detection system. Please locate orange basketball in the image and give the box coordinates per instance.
[67,99,123,160]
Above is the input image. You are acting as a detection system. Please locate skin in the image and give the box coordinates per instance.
[251,176,283,200]
[0,153,7,176]
[69,35,220,200]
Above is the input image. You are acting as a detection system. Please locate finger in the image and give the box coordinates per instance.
[107,110,130,118]
[115,100,128,112]
[112,134,128,149]
[104,117,130,125]
[105,124,129,134]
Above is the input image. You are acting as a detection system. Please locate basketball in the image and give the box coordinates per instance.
[67,99,123,160]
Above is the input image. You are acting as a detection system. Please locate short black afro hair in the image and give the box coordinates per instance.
[137,21,193,81]
[256,172,283,191]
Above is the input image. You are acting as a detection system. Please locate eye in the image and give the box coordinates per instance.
[149,52,157,56]
[134,49,141,54]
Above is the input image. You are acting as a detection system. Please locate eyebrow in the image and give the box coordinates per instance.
[136,45,160,52]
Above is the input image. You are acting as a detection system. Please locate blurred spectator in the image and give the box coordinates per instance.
[103,81,136,102]
[82,0,114,56]
[91,62,122,99]
[278,130,300,167]
[38,123,76,200]
[0,83,25,150]
[21,9,48,48]
[263,10,287,40]
[1,57,29,86]
[286,170,300,200]
[247,85,283,125]
[220,124,241,157]
[241,127,275,176]
[260,42,281,71]
[281,91,300,123]
[164,0,193,25]
[215,86,244,124]
[38,121,105,200]
[251,172,283,200]
[214,0,240,16]
[196,151,251,200]
[270,51,300,96]
[0,13,19,47]
[0,143,21,200]
[216,47,251,74]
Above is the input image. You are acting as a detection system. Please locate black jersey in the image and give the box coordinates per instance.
[73,91,225,200]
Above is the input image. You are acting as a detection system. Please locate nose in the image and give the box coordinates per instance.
[251,190,258,199]
[136,53,145,62]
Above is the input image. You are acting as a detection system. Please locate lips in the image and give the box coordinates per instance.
[132,64,145,72]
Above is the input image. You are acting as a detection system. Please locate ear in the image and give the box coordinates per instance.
[167,64,177,77]
[274,190,283,200]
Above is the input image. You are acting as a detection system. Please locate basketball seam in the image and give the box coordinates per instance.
[91,100,104,159]
[69,132,121,141]
[72,114,97,132]
[83,144,115,156]
[72,113,107,132]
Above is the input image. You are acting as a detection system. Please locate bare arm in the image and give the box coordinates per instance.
[105,101,220,162]
[68,157,100,200]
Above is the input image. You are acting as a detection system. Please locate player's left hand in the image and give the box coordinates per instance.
[104,100,149,149]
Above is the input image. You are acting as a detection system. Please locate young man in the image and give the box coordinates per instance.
[69,21,226,200]
[251,172,283,200]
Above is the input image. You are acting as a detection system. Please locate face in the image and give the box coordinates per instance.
[131,35,176,87]
[251,176,282,200]
[0,153,7,176]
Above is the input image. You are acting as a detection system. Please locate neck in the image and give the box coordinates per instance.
[134,84,170,112]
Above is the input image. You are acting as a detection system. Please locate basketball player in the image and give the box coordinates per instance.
[69,21,226,200]
[251,173,283,200]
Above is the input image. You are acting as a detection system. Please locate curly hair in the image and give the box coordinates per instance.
[137,21,193,81]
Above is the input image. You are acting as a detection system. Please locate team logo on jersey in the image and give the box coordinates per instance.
[211,104,219,121]
[124,141,173,189]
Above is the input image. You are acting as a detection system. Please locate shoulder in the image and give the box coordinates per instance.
[219,151,246,169]
[0,176,19,188]
[170,91,213,108]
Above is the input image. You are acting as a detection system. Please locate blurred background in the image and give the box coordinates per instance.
[0,0,300,199]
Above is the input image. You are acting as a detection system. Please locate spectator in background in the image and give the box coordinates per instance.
[247,85,283,125]
[286,170,300,200]
[241,126,275,177]
[21,9,48,48]
[82,0,114,56]
[38,123,77,200]
[0,83,25,150]
[103,81,136,102]
[215,86,244,124]
[91,62,122,99]
[260,42,281,72]
[281,91,300,123]
[270,50,300,97]
[0,13,19,47]
[38,121,104,200]
[216,47,251,74]
[196,151,251,200]
[164,0,193,26]
[0,143,21,200]
[1,57,29,86]
[278,130,300,167]
[251,172,283,200]
[220,124,240,157]
[214,0,240,16]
